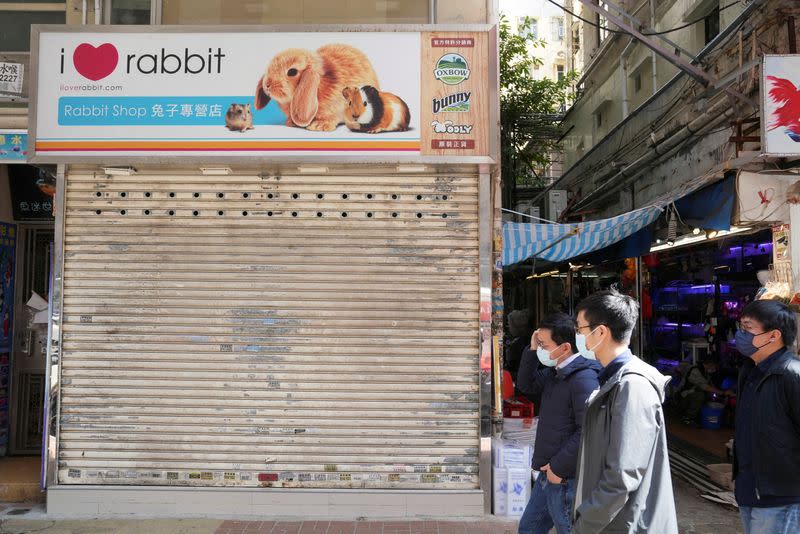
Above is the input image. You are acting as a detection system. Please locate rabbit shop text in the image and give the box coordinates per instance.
[125,48,226,74]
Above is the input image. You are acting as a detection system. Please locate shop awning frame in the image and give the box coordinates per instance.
[503,205,663,266]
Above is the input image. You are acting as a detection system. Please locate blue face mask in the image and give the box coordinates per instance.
[576,327,600,360]
[735,329,772,358]
[536,346,559,367]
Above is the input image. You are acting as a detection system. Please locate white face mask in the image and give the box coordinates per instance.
[576,326,601,360]
[536,346,559,367]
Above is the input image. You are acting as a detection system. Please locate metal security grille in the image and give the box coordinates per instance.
[57,167,481,489]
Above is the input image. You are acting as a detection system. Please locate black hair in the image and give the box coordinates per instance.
[741,300,797,347]
[538,312,578,354]
[575,289,639,343]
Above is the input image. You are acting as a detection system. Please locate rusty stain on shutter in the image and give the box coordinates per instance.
[57,168,481,489]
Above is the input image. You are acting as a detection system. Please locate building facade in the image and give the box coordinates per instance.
[1,0,504,519]
[559,0,792,216]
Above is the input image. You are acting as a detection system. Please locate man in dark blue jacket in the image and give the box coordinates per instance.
[733,300,800,534]
[516,313,600,534]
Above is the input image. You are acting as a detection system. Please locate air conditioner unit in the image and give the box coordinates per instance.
[546,190,568,221]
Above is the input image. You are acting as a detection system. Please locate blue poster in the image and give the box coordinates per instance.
[0,222,16,454]
[0,131,27,162]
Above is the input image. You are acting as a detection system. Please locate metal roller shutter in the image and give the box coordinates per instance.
[57,167,481,489]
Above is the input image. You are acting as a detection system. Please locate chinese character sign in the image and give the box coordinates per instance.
[30,29,492,161]
[0,62,24,94]
[9,165,55,221]
[0,223,15,350]
[0,131,28,162]
[0,222,15,454]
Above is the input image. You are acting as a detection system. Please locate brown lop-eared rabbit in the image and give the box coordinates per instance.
[255,44,379,131]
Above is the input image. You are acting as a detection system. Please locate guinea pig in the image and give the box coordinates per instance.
[225,103,254,132]
[342,85,410,134]
[255,45,379,132]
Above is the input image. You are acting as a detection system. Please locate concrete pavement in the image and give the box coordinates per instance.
[0,475,741,534]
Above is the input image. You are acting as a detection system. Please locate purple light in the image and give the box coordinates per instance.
[725,242,773,258]
[661,284,731,294]
[653,322,706,336]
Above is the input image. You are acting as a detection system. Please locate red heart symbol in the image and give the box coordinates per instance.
[73,43,119,81]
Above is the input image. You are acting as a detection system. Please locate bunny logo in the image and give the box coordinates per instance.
[255,44,379,131]
[72,43,119,81]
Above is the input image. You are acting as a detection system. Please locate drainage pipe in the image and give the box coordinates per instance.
[571,97,735,210]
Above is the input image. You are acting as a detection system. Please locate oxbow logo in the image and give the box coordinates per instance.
[434,53,470,85]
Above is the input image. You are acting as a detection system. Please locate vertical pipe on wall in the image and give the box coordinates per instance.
[650,0,657,93]
[43,164,66,488]
[478,162,495,515]
[82,0,87,25]
[620,39,634,119]
[567,269,574,316]
[94,0,101,24]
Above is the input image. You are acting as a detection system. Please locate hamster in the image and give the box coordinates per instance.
[342,85,410,134]
[225,103,254,132]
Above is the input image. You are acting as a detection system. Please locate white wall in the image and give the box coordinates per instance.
[500,0,571,82]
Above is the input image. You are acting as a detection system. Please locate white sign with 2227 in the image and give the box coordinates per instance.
[0,62,24,94]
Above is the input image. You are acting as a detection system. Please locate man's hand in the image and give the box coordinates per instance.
[541,463,563,485]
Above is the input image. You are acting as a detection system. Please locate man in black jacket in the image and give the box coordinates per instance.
[733,300,800,533]
[516,313,600,534]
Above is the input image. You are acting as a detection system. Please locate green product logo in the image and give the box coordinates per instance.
[434,53,470,85]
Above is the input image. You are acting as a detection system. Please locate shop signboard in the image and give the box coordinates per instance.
[0,131,28,162]
[762,55,800,157]
[28,27,494,162]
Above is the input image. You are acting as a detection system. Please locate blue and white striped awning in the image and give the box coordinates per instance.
[503,205,663,266]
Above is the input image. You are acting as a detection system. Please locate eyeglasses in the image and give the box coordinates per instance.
[737,321,766,335]
[575,323,603,333]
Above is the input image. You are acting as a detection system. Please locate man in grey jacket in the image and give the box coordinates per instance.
[572,290,678,533]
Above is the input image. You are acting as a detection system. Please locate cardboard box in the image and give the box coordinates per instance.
[707,463,735,491]
[493,438,532,468]
[492,466,508,516]
[492,465,532,517]
[506,467,532,517]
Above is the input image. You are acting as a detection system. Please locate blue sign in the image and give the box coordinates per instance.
[57,97,286,126]
[0,132,27,162]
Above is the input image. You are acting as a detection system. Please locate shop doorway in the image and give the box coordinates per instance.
[9,225,52,455]
[643,229,773,485]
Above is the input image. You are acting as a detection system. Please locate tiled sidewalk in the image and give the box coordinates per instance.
[215,520,517,534]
